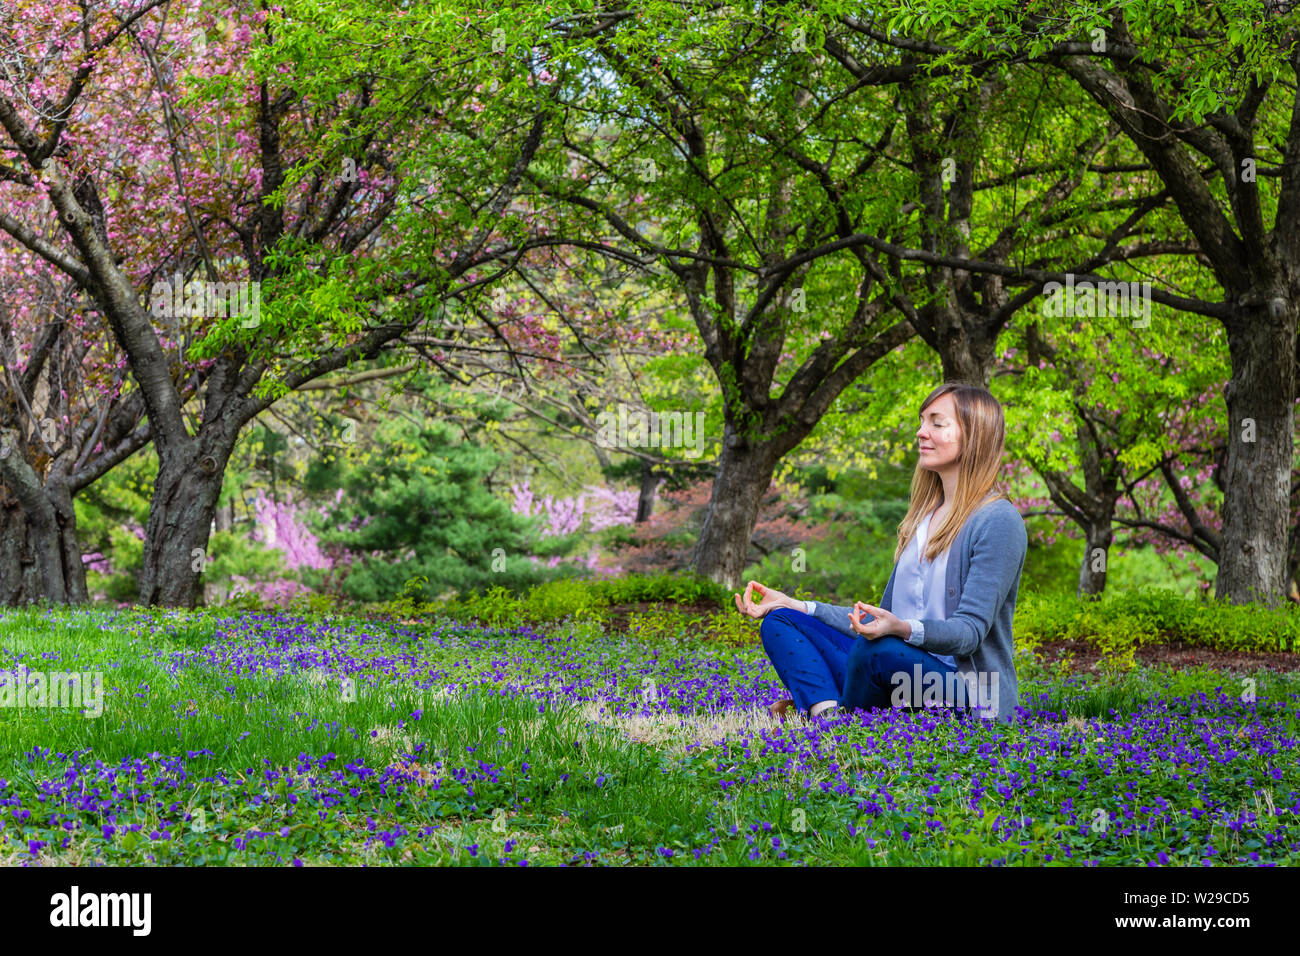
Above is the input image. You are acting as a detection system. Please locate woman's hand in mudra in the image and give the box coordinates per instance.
[849,601,907,640]
[733,580,791,620]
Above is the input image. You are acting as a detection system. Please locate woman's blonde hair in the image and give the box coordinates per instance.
[894,382,1010,563]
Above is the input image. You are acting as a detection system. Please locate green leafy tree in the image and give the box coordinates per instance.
[862,0,1300,605]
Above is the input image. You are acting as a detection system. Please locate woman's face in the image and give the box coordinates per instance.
[917,393,962,472]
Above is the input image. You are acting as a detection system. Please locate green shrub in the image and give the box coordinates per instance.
[520,578,607,623]
[441,582,551,626]
[597,524,637,550]
[286,590,348,618]
[315,417,547,601]
[216,588,270,613]
[625,606,692,641]
[204,529,288,583]
[619,606,758,646]
[87,524,145,602]
[368,571,731,628]
[1014,587,1300,655]
[76,447,153,602]
[698,610,760,646]
[591,572,730,609]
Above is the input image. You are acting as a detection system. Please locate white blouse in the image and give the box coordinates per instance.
[804,507,955,667]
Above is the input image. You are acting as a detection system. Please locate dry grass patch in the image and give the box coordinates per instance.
[576,702,791,753]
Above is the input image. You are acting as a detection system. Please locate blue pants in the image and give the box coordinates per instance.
[759,607,961,715]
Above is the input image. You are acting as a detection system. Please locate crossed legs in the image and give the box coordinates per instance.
[759,606,963,717]
[758,607,854,716]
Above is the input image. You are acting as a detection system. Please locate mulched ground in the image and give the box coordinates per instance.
[1036,638,1300,675]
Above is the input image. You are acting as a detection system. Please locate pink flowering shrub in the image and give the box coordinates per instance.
[583,485,640,530]
[510,480,642,536]
[251,490,331,570]
[233,576,315,606]
[509,481,637,579]
[511,480,584,536]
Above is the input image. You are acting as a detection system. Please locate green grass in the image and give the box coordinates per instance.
[1,606,1297,866]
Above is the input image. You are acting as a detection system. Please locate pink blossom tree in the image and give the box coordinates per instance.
[0,0,552,606]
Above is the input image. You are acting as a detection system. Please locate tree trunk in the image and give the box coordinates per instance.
[1215,304,1296,606]
[938,317,997,388]
[46,476,88,603]
[137,452,230,607]
[0,434,87,604]
[1285,509,1300,604]
[0,490,86,605]
[690,436,777,588]
[0,502,50,604]
[1078,523,1113,599]
[635,459,661,523]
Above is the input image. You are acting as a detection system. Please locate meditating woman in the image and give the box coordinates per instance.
[735,382,1027,723]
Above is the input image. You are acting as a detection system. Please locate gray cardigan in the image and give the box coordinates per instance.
[809,497,1028,722]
